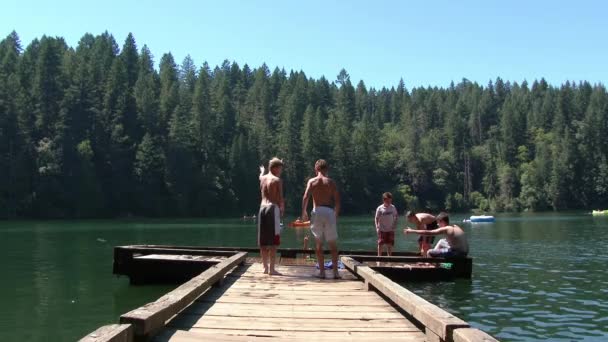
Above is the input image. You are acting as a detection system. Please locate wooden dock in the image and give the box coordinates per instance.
[82,246,496,342]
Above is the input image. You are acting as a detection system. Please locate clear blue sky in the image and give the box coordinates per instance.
[2,0,607,88]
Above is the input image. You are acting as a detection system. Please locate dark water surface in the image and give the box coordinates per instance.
[0,213,606,341]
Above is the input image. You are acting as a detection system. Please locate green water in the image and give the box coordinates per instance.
[1,213,607,341]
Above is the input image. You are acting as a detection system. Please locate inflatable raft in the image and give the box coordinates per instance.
[288,220,311,228]
[469,215,496,223]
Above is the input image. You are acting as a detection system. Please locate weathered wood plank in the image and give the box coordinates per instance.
[209,294,381,302]
[168,315,420,331]
[79,324,133,342]
[154,328,425,342]
[127,244,421,257]
[229,265,357,280]
[135,254,225,262]
[187,301,400,312]
[173,315,412,328]
[120,252,247,340]
[198,297,390,306]
[181,305,405,319]
[226,283,365,290]
[453,328,500,342]
[344,254,470,264]
[116,246,238,257]
[218,288,376,297]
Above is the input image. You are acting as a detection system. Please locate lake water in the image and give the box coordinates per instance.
[0,213,607,341]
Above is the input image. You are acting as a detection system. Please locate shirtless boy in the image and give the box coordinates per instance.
[302,160,341,279]
[404,212,469,257]
[258,157,285,275]
[405,211,437,256]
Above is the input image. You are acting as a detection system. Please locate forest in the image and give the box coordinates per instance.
[0,31,607,218]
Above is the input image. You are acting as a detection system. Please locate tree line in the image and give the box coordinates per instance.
[0,31,607,218]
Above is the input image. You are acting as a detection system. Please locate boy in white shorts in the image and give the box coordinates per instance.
[302,159,341,279]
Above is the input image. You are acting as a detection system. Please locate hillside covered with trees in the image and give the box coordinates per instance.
[0,31,607,218]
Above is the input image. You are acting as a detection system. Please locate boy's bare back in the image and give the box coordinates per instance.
[308,175,337,208]
[260,174,282,206]
[416,213,436,225]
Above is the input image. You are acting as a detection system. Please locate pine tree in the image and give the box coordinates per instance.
[0,31,22,217]
[134,133,166,215]
[159,53,179,137]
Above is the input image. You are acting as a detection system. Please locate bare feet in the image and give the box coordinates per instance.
[314,271,326,279]
[333,272,342,279]
[263,268,269,274]
[269,269,282,276]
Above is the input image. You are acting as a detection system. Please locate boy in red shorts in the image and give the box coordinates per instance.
[374,192,398,256]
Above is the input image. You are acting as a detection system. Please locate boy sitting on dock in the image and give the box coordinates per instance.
[375,192,398,256]
[405,211,437,256]
[258,157,285,276]
[404,212,469,257]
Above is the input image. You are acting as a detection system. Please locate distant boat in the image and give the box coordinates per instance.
[592,210,608,216]
[469,215,496,223]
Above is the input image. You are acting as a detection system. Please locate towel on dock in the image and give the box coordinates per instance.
[316,261,345,270]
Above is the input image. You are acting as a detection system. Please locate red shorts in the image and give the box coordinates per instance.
[273,234,280,246]
[377,231,395,246]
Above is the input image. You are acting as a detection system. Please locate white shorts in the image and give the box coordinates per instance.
[310,206,337,242]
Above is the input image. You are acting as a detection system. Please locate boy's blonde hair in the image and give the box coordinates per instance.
[315,159,328,171]
[269,157,283,170]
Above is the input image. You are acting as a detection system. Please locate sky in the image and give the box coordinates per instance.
[2,0,607,88]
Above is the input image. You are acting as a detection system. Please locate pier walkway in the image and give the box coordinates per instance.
[81,247,497,342]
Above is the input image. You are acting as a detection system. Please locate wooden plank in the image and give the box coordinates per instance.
[79,324,133,342]
[154,328,425,342]
[198,297,389,306]
[345,254,470,264]
[218,288,376,297]
[187,301,400,312]
[341,256,470,341]
[116,246,238,257]
[226,283,365,290]
[126,244,421,257]
[230,273,357,281]
[188,309,404,320]
[229,274,355,281]
[120,252,247,340]
[181,305,405,319]
[224,287,366,293]
[135,254,226,262]
[453,328,499,342]
[212,293,379,300]
[168,315,420,331]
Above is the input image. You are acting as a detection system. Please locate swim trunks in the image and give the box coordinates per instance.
[377,230,395,246]
[310,206,338,242]
[258,204,280,247]
[418,220,437,245]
